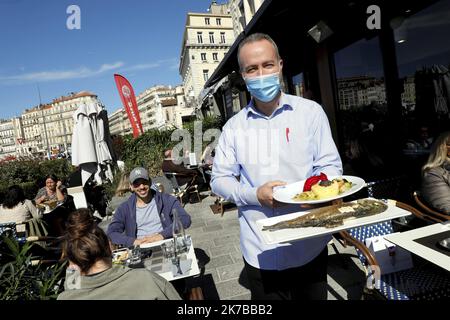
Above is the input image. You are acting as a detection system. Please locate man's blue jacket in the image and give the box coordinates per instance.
[107,190,191,247]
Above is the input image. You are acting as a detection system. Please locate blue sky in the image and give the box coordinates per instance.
[0,0,215,118]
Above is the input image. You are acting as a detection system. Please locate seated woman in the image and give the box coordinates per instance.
[35,174,66,205]
[58,208,181,300]
[106,172,131,216]
[0,185,41,224]
[421,131,450,215]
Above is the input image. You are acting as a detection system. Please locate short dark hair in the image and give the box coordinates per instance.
[237,33,281,71]
[3,185,26,209]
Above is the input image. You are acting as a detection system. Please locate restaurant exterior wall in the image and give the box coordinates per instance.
[203,0,450,189]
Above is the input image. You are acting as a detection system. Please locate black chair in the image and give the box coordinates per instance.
[163,172,201,205]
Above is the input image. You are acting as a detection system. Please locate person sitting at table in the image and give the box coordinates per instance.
[421,131,450,215]
[405,124,434,152]
[162,149,204,187]
[34,174,66,205]
[106,172,131,217]
[107,167,191,247]
[0,185,41,224]
[58,208,181,300]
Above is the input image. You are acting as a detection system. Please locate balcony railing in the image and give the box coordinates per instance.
[184,39,233,47]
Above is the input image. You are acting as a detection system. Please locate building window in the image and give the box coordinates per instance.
[213,52,218,61]
[216,18,221,25]
[203,69,209,81]
[220,32,226,43]
[201,53,207,61]
[205,17,210,25]
[209,32,215,44]
[197,32,203,44]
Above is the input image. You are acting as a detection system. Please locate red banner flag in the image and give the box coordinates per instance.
[114,74,144,138]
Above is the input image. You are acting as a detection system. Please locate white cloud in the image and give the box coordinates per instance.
[0,62,124,83]
[0,58,178,84]
[122,58,178,72]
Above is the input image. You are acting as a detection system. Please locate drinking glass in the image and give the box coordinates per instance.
[161,241,175,262]
[129,245,141,265]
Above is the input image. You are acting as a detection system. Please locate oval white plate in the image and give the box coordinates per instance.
[273,175,366,204]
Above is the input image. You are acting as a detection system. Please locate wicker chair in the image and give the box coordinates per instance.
[413,191,450,223]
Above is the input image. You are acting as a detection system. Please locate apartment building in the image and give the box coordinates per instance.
[0,119,15,159]
[0,91,101,160]
[228,0,265,37]
[109,85,193,136]
[179,1,235,107]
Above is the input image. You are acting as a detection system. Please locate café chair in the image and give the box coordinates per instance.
[413,191,450,223]
[163,172,201,205]
[338,200,450,300]
[0,221,18,239]
[0,219,48,240]
[214,197,232,217]
[0,221,62,263]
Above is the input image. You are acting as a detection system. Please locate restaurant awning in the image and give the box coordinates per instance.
[204,0,436,89]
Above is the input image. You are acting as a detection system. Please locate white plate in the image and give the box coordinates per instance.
[273,175,366,204]
[256,199,412,245]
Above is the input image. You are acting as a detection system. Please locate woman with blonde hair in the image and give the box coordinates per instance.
[421,131,450,214]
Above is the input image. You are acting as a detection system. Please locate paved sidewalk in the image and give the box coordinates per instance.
[183,192,367,300]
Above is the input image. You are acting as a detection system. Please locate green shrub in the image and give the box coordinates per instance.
[0,159,75,202]
[120,116,224,177]
[0,236,66,300]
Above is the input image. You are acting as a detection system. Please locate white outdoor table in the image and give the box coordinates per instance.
[140,235,200,281]
[384,221,450,272]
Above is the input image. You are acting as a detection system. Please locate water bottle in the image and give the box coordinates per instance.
[172,208,187,254]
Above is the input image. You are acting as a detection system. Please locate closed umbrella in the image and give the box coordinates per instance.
[92,107,114,184]
[71,102,115,186]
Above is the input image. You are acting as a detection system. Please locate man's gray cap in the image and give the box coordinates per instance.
[129,167,149,184]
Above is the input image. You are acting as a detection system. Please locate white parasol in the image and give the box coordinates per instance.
[71,102,115,186]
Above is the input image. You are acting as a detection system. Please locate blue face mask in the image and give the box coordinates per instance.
[244,73,281,102]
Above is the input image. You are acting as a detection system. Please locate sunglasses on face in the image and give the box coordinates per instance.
[132,179,149,188]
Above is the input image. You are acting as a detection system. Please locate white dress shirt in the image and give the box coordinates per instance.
[211,93,342,270]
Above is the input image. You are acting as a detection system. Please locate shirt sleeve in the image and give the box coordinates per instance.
[159,197,191,239]
[311,104,343,177]
[211,126,261,207]
[107,205,135,247]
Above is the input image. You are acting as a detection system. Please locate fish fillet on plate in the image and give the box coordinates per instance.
[256,198,412,245]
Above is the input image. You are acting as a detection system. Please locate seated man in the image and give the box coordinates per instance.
[162,149,204,187]
[107,167,191,247]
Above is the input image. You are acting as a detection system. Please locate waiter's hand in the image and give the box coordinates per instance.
[257,181,287,208]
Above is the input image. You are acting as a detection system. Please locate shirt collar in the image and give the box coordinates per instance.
[245,92,293,119]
